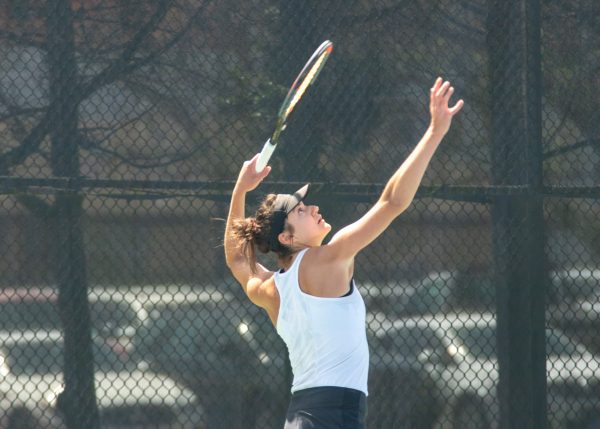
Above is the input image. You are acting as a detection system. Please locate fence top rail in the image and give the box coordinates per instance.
[0,177,598,201]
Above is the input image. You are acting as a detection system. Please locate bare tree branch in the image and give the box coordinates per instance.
[0,107,46,122]
[80,134,205,169]
[0,30,46,49]
[15,194,55,218]
[543,138,599,159]
[0,111,51,175]
[109,4,209,83]
[78,0,175,97]
[0,1,207,173]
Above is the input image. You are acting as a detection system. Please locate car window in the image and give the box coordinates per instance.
[548,268,600,303]
[89,300,141,335]
[134,302,254,373]
[404,281,451,315]
[375,326,446,361]
[5,340,137,375]
[455,325,580,359]
[454,325,496,359]
[0,301,61,330]
[4,340,63,374]
[0,296,139,334]
[136,304,236,354]
[545,329,579,356]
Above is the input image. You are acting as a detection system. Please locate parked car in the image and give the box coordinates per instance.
[361,271,494,317]
[367,312,600,429]
[0,330,205,428]
[133,298,286,429]
[362,266,600,318]
[548,267,600,305]
[0,287,148,352]
[548,289,600,355]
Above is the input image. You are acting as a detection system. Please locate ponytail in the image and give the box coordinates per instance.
[229,217,262,273]
[229,194,295,273]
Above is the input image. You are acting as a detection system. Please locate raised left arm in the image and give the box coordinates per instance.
[326,78,464,259]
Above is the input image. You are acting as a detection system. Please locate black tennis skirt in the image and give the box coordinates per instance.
[284,386,367,429]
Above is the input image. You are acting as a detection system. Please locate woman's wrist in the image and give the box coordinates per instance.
[425,125,446,145]
[233,183,248,196]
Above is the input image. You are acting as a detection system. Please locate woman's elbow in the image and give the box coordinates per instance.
[225,252,243,270]
[379,198,411,217]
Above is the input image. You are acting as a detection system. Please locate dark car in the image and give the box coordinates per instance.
[0,287,147,350]
[362,267,600,319]
[133,299,287,429]
[361,271,495,317]
[367,312,600,429]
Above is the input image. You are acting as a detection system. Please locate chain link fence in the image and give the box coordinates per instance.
[0,0,599,428]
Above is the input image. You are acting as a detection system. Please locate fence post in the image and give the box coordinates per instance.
[487,0,547,428]
[46,1,100,427]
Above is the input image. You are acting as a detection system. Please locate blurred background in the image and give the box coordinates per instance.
[0,0,598,428]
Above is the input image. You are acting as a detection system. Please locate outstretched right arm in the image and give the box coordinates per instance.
[224,154,272,295]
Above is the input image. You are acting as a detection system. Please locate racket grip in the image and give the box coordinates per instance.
[256,139,276,172]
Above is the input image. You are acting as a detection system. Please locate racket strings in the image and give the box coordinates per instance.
[283,49,332,118]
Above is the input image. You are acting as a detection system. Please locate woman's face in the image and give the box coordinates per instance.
[280,202,331,248]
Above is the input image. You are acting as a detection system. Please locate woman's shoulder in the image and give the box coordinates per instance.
[304,243,352,265]
[246,272,279,317]
[299,246,355,297]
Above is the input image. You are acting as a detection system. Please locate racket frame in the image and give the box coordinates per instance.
[255,40,333,172]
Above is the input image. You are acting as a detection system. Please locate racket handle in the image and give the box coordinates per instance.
[256,139,276,172]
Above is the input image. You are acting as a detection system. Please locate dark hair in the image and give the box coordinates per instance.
[229,194,295,273]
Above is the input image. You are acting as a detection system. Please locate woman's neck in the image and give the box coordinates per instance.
[277,247,307,271]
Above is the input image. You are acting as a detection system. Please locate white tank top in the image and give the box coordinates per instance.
[274,249,369,395]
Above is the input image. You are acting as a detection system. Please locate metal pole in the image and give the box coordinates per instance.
[487,0,546,428]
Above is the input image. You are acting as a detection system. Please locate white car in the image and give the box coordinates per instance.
[0,330,205,428]
[367,312,600,429]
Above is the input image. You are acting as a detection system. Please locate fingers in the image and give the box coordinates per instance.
[436,80,451,98]
[449,99,464,115]
[431,77,443,94]
[238,155,271,192]
[431,77,464,113]
[243,153,259,167]
[443,86,454,102]
[259,165,271,179]
[249,153,271,179]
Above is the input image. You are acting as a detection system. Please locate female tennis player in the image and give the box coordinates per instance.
[224,77,463,428]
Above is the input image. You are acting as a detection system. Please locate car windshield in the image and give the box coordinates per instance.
[373,326,445,361]
[403,279,452,315]
[134,302,253,370]
[0,298,138,334]
[453,325,496,359]
[137,303,236,346]
[0,301,61,330]
[89,300,141,335]
[455,325,581,359]
[545,329,582,356]
[5,340,138,375]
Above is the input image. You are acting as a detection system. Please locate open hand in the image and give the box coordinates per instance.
[429,77,464,137]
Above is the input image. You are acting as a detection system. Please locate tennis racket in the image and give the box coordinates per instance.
[255,40,334,172]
